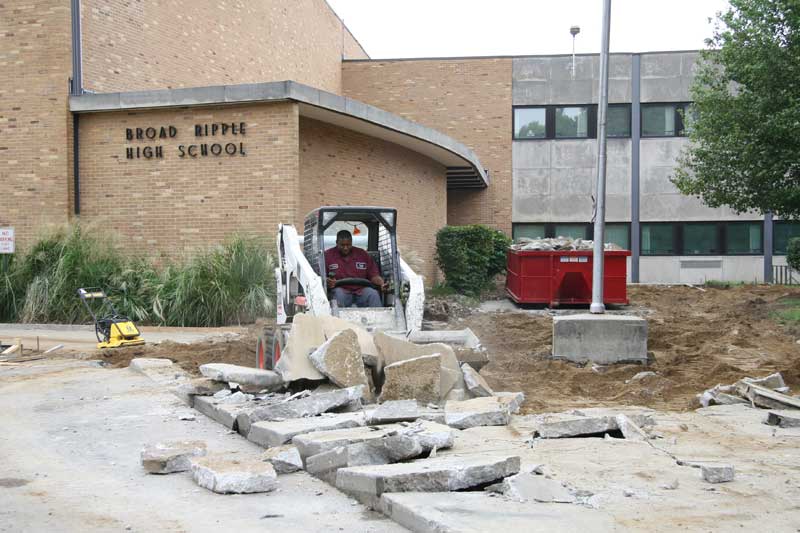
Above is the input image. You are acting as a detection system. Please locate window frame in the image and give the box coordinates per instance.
[640,221,763,256]
[513,104,631,141]
[640,102,693,138]
[772,220,800,255]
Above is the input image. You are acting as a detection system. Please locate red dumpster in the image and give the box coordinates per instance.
[506,249,631,306]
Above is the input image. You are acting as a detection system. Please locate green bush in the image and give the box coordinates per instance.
[0,224,275,327]
[435,225,511,296]
[788,238,800,272]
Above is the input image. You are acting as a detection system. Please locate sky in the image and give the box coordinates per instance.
[327,0,731,58]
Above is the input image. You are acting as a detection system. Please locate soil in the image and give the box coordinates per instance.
[474,284,800,413]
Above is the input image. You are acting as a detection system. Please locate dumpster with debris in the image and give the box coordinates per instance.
[506,238,630,306]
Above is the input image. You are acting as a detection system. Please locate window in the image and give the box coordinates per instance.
[514,107,546,139]
[641,223,676,255]
[726,222,762,254]
[773,221,800,254]
[683,223,721,255]
[605,223,630,249]
[642,103,693,137]
[607,105,631,137]
[555,106,590,138]
[513,223,546,240]
[554,224,590,239]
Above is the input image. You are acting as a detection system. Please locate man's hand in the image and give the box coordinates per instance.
[370,275,387,291]
[327,275,336,289]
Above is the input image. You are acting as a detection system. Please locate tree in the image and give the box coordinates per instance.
[673,0,800,219]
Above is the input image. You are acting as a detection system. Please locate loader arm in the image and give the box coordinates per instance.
[398,256,424,332]
[276,223,331,324]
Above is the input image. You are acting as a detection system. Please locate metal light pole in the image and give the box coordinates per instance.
[590,0,612,314]
[570,26,580,79]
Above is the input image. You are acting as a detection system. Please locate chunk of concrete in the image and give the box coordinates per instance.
[275,313,379,382]
[737,382,800,410]
[552,314,648,364]
[615,414,649,442]
[494,391,525,414]
[502,472,576,503]
[742,372,786,391]
[374,333,466,398]
[246,412,365,447]
[534,416,618,438]
[305,432,428,478]
[460,363,494,397]
[765,410,800,428]
[199,363,283,393]
[701,464,735,484]
[141,440,207,474]
[308,329,371,395]
[191,455,277,494]
[193,395,258,430]
[381,492,616,533]
[129,358,173,374]
[174,377,228,406]
[444,397,511,429]
[366,400,445,425]
[262,445,303,474]
[243,385,364,428]
[380,354,441,404]
[336,454,521,507]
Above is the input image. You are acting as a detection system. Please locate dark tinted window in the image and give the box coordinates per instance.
[774,222,800,254]
[683,223,721,255]
[641,224,676,255]
[607,105,631,137]
[726,222,762,254]
[514,108,546,139]
[555,106,590,138]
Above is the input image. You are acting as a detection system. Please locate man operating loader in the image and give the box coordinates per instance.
[325,229,385,307]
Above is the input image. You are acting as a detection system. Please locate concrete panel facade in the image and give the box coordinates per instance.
[639,256,764,284]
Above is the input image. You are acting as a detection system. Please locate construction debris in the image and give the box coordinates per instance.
[765,410,800,428]
[699,372,798,410]
[241,385,364,427]
[460,363,494,397]
[129,358,173,374]
[533,413,654,439]
[510,237,622,251]
[444,396,511,429]
[615,414,649,442]
[140,440,207,474]
[262,445,303,474]
[501,472,576,503]
[246,412,365,448]
[494,391,525,414]
[366,400,444,425]
[191,455,278,494]
[379,354,441,404]
[701,464,735,484]
[199,363,283,393]
[308,329,372,397]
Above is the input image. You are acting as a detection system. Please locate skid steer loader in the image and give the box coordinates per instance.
[256,206,482,370]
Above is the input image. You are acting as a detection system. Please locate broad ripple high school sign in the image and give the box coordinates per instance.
[124,122,247,160]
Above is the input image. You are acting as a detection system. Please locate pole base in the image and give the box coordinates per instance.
[589,302,606,314]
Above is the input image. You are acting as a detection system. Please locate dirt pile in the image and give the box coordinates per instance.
[472,285,800,413]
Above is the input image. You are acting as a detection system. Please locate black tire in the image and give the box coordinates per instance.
[256,328,287,370]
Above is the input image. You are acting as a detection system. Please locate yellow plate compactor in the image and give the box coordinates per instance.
[77,287,145,349]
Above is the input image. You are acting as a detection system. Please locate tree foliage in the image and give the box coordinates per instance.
[673,0,800,218]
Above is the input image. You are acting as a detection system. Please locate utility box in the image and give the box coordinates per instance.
[506,249,630,307]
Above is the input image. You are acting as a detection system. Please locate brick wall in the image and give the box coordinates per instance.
[81,0,369,95]
[77,102,300,256]
[298,117,447,282]
[342,58,513,234]
[0,0,72,249]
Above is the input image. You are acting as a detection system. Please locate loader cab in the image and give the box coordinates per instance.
[303,206,406,330]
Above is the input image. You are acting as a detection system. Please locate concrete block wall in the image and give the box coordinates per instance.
[298,117,446,282]
[77,102,300,257]
[342,58,513,235]
[0,0,72,250]
[80,0,368,95]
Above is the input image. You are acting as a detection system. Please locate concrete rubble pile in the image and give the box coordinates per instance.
[699,372,800,424]
[511,237,623,251]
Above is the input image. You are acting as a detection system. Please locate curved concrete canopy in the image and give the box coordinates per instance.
[69,81,488,189]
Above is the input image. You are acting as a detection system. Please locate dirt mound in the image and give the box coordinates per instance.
[95,332,259,376]
[470,284,800,413]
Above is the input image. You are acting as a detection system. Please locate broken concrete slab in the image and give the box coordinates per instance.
[615,414,649,442]
[193,395,259,431]
[140,440,207,474]
[292,421,454,461]
[129,358,173,374]
[173,377,228,406]
[262,445,303,474]
[246,412,365,448]
[242,385,364,429]
[199,363,283,393]
[381,492,615,533]
[501,472,576,503]
[379,354,441,404]
[275,313,379,382]
[461,363,494,397]
[494,392,525,414]
[191,454,277,494]
[336,454,521,508]
[374,332,466,398]
[738,382,800,410]
[444,397,511,429]
[701,464,735,484]
[306,432,428,478]
[765,410,800,428]
[741,372,787,391]
[308,329,371,395]
[532,413,654,439]
[366,400,445,425]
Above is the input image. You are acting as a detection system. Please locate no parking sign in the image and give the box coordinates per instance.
[0,227,14,254]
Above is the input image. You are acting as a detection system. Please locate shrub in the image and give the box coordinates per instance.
[788,237,800,272]
[435,225,510,296]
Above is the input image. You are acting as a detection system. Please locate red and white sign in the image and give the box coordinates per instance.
[0,227,14,254]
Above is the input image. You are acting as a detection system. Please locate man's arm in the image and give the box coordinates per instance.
[364,251,385,288]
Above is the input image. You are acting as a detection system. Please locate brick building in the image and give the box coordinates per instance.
[1,0,794,283]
